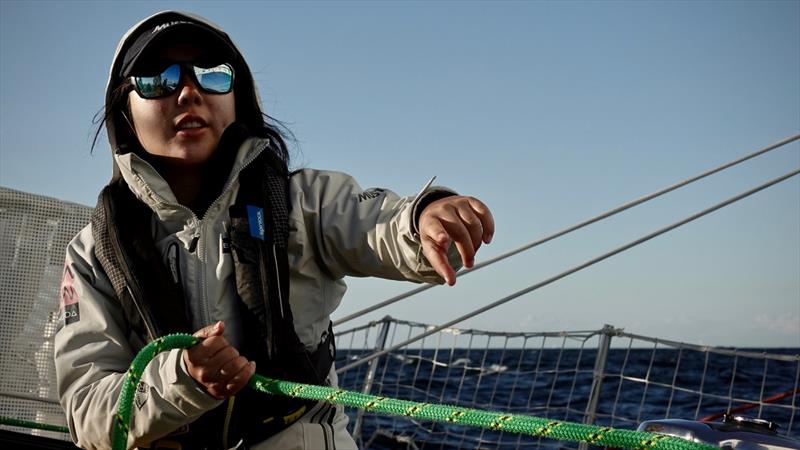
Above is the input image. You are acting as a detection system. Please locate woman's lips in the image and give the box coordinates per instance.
[176,126,208,137]
[175,116,208,137]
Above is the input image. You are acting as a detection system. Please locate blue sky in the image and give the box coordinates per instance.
[1,1,798,347]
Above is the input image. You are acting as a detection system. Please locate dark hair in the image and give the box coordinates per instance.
[90,79,132,154]
[228,56,294,167]
[91,59,295,169]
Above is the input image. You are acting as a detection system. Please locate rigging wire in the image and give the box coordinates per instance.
[333,133,800,327]
[336,167,800,374]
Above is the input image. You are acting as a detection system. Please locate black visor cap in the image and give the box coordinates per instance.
[121,20,238,78]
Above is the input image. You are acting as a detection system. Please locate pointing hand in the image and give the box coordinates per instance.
[418,196,494,286]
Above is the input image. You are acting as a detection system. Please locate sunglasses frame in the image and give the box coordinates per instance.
[130,61,235,99]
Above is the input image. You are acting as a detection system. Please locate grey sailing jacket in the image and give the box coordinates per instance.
[54,136,460,449]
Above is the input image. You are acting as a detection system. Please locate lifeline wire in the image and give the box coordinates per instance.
[334,133,800,327]
[111,334,718,450]
[336,167,800,374]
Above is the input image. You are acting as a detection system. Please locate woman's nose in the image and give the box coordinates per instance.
[177,72,202,106]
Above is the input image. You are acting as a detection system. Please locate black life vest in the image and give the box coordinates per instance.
[91,138,335,449]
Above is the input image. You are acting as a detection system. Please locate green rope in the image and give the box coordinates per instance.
[108,333,718,450]
[249,376,717,450]
[113,333,198,450]
[0,416,69,434]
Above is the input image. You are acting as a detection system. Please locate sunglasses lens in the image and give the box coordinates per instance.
[193,63,233,94]
[134,64,181,98]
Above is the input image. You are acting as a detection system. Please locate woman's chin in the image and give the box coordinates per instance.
[151,148,216,168]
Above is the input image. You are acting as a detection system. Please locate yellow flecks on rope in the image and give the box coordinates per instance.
[288,385,306,397]
[404,403,429,417]
[154,337,165,355]
[325,390,345,402]
[490,415,513,430]
[365,397,386,410]
[115,414,128,432]
[587,427,614,444]
[641,434,670,449]
[126,368,139,388]
[587,432,604,443]
[445,410,466,423]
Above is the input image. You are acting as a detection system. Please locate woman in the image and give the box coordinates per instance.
[54,10,494,450]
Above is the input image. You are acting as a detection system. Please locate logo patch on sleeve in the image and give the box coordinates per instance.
[59,265,80,326]
[135,381,150,409]
[357,188,386,202]
[64,304,80,325]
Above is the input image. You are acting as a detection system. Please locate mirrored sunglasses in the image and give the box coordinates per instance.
[131,62,234,99]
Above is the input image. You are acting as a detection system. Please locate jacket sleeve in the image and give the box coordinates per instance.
[54,224,222,450]
[291,169,463,283]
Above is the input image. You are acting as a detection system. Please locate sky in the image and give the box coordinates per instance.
[1,1,798,347]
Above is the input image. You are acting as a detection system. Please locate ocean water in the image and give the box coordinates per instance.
[336,348,800,449]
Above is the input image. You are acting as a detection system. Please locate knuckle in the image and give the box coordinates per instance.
[227,357,246,374]
[196,368,211,382]
[221,347,239,361]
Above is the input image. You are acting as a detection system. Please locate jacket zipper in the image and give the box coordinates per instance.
[199,229,212,326]
[195,144,265,327]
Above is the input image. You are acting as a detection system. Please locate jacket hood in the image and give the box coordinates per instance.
[104,10,263,180]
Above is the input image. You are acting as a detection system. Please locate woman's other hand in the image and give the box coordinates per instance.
[419,196,494,286]
[182,321,256,400]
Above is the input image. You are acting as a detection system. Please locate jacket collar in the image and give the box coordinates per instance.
[113,135,267,222]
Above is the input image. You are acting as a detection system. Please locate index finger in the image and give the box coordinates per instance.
[423,243,456,286]
[468,198,494,243]
[420,220,456,286]
[190,335,230,361]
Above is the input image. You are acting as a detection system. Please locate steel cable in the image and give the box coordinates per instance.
[334,133,800,327]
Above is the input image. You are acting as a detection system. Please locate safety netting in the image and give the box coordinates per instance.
[334,317,799,449]
[0,187,92,440]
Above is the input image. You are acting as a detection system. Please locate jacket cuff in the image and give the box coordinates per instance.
[411,187,458,238]
[164,349,222,412]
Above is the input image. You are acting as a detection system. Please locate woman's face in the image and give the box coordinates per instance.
[128,43,236,167]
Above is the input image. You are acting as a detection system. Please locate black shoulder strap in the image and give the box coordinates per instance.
[228,143,300,363]
[92,181,191,343]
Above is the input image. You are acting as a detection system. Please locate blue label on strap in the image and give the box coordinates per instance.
[247,205,266,240]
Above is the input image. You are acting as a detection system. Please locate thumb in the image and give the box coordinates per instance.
[193,321,224,339]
